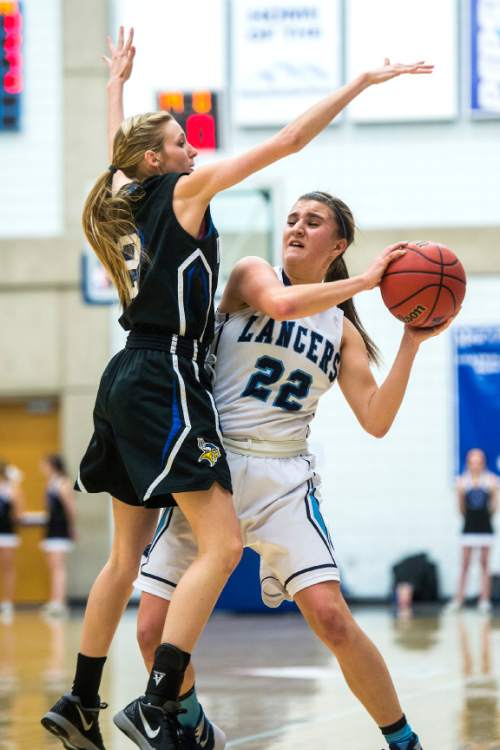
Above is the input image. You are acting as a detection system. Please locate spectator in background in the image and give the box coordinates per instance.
[40,455,77,618]
[449,449,498,614]
[0,461,23,623]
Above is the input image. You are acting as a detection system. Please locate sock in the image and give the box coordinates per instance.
[381,715,417,749]
[71,653,107,708]
[178,685,204,729]
[145,643,191,706]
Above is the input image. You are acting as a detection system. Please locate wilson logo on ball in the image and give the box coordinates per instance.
[399,305,427,323]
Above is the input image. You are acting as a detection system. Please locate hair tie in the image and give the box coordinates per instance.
[108,165,118,174]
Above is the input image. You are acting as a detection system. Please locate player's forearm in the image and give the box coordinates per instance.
[271,275,368,320]
[107,80,125,160]
[280,74,370,152]
[364,332,420,437]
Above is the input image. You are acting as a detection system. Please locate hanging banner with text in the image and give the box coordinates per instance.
[471,0,500,115]
[232,0,341,126]
[454,326,500,476]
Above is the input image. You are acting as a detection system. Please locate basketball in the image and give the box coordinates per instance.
[380,241,467,328]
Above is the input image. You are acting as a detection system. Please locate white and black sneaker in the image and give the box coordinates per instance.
[113,697,185,750]
[41,693,107,750]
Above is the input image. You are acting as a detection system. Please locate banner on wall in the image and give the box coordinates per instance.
[232,0,341,126]
[454,326,500,476]
[471,0,500,114]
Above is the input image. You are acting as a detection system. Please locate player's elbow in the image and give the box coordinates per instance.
[261,295,294,321]
[276,127,302,156]
[364,421,390,439]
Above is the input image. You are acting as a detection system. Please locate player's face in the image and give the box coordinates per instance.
[466,449,486,472]
[157,120,198,173]
[282,200,345,281]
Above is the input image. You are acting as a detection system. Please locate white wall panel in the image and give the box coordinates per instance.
[0,0,62,237]
[310,276,500,597]
[347,0,458,122]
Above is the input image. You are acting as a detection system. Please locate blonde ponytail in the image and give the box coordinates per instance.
[82,111,173,308]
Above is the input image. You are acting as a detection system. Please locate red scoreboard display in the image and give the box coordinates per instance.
[157,91,220,151]
[0,1,22,131]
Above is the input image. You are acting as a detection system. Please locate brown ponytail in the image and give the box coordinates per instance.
[325,254,380,365]
[298,191,380,365]
[82,111,173,308]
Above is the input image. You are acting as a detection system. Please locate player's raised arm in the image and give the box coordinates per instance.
[338,317,453,438]
[220,245,408,321]
[175,59,434,206]
[104,26,136,190]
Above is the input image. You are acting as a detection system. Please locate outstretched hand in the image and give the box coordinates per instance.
[365,58,434,85]
[104,26,135,84]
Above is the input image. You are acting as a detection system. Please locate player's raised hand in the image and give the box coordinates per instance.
[103,26,136,84]
[365,58,434,85]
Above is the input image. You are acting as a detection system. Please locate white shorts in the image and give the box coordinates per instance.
[135,450,340,608]
[460,533,495,549]
[40,538,74,553]
[0,534,19,549]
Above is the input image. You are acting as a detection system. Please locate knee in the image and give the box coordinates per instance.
[105,551,141,587]
[311,602,350,649]
[210,534,243,577]
[137,616,163,667]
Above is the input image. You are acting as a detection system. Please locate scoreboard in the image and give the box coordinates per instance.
[157,90,220,150]
[0,1,22,131]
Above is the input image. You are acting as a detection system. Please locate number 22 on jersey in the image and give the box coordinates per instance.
[241,355,312,412]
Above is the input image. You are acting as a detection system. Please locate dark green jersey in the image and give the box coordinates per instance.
[119,173,220,349]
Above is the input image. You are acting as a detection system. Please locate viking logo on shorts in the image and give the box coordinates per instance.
[197,438,221,467]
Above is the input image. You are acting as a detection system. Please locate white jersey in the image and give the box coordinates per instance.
[213,267,344,442]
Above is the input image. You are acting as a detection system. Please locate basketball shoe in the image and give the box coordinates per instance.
[113,696,185,749]
[41,693,107,750]
[183,709,226,749]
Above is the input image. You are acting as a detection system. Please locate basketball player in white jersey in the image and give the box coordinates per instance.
[134,191,454,750]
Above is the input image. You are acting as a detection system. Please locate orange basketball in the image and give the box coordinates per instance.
[380,242,466,328]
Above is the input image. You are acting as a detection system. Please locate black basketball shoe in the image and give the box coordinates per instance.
[113,697,185,750]
[41,693,108,750]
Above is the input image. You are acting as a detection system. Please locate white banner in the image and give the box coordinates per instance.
[346,0,458,122]
[232,0,342,126]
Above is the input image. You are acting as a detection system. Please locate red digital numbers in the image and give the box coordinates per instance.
[157,90,219,151]
[1,1,23,128]
[2,3,23,93]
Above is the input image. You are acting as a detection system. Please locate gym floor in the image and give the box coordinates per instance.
[1,606,499,749]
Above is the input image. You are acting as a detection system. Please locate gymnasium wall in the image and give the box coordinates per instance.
[0,0,498,601]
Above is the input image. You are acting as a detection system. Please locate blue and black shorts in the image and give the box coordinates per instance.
[76,331,232,508]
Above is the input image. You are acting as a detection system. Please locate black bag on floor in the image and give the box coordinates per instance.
[392,553,439,602]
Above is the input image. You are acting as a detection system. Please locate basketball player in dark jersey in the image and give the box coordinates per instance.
[40,455,76,618]
[449,448,497,613]
[42,27,433,750]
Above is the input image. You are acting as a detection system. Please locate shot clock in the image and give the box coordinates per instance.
[0,1,22,131]
[157,90,220,150]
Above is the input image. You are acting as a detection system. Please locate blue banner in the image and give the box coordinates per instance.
[455,326,500,476]
[470,0,500,115]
